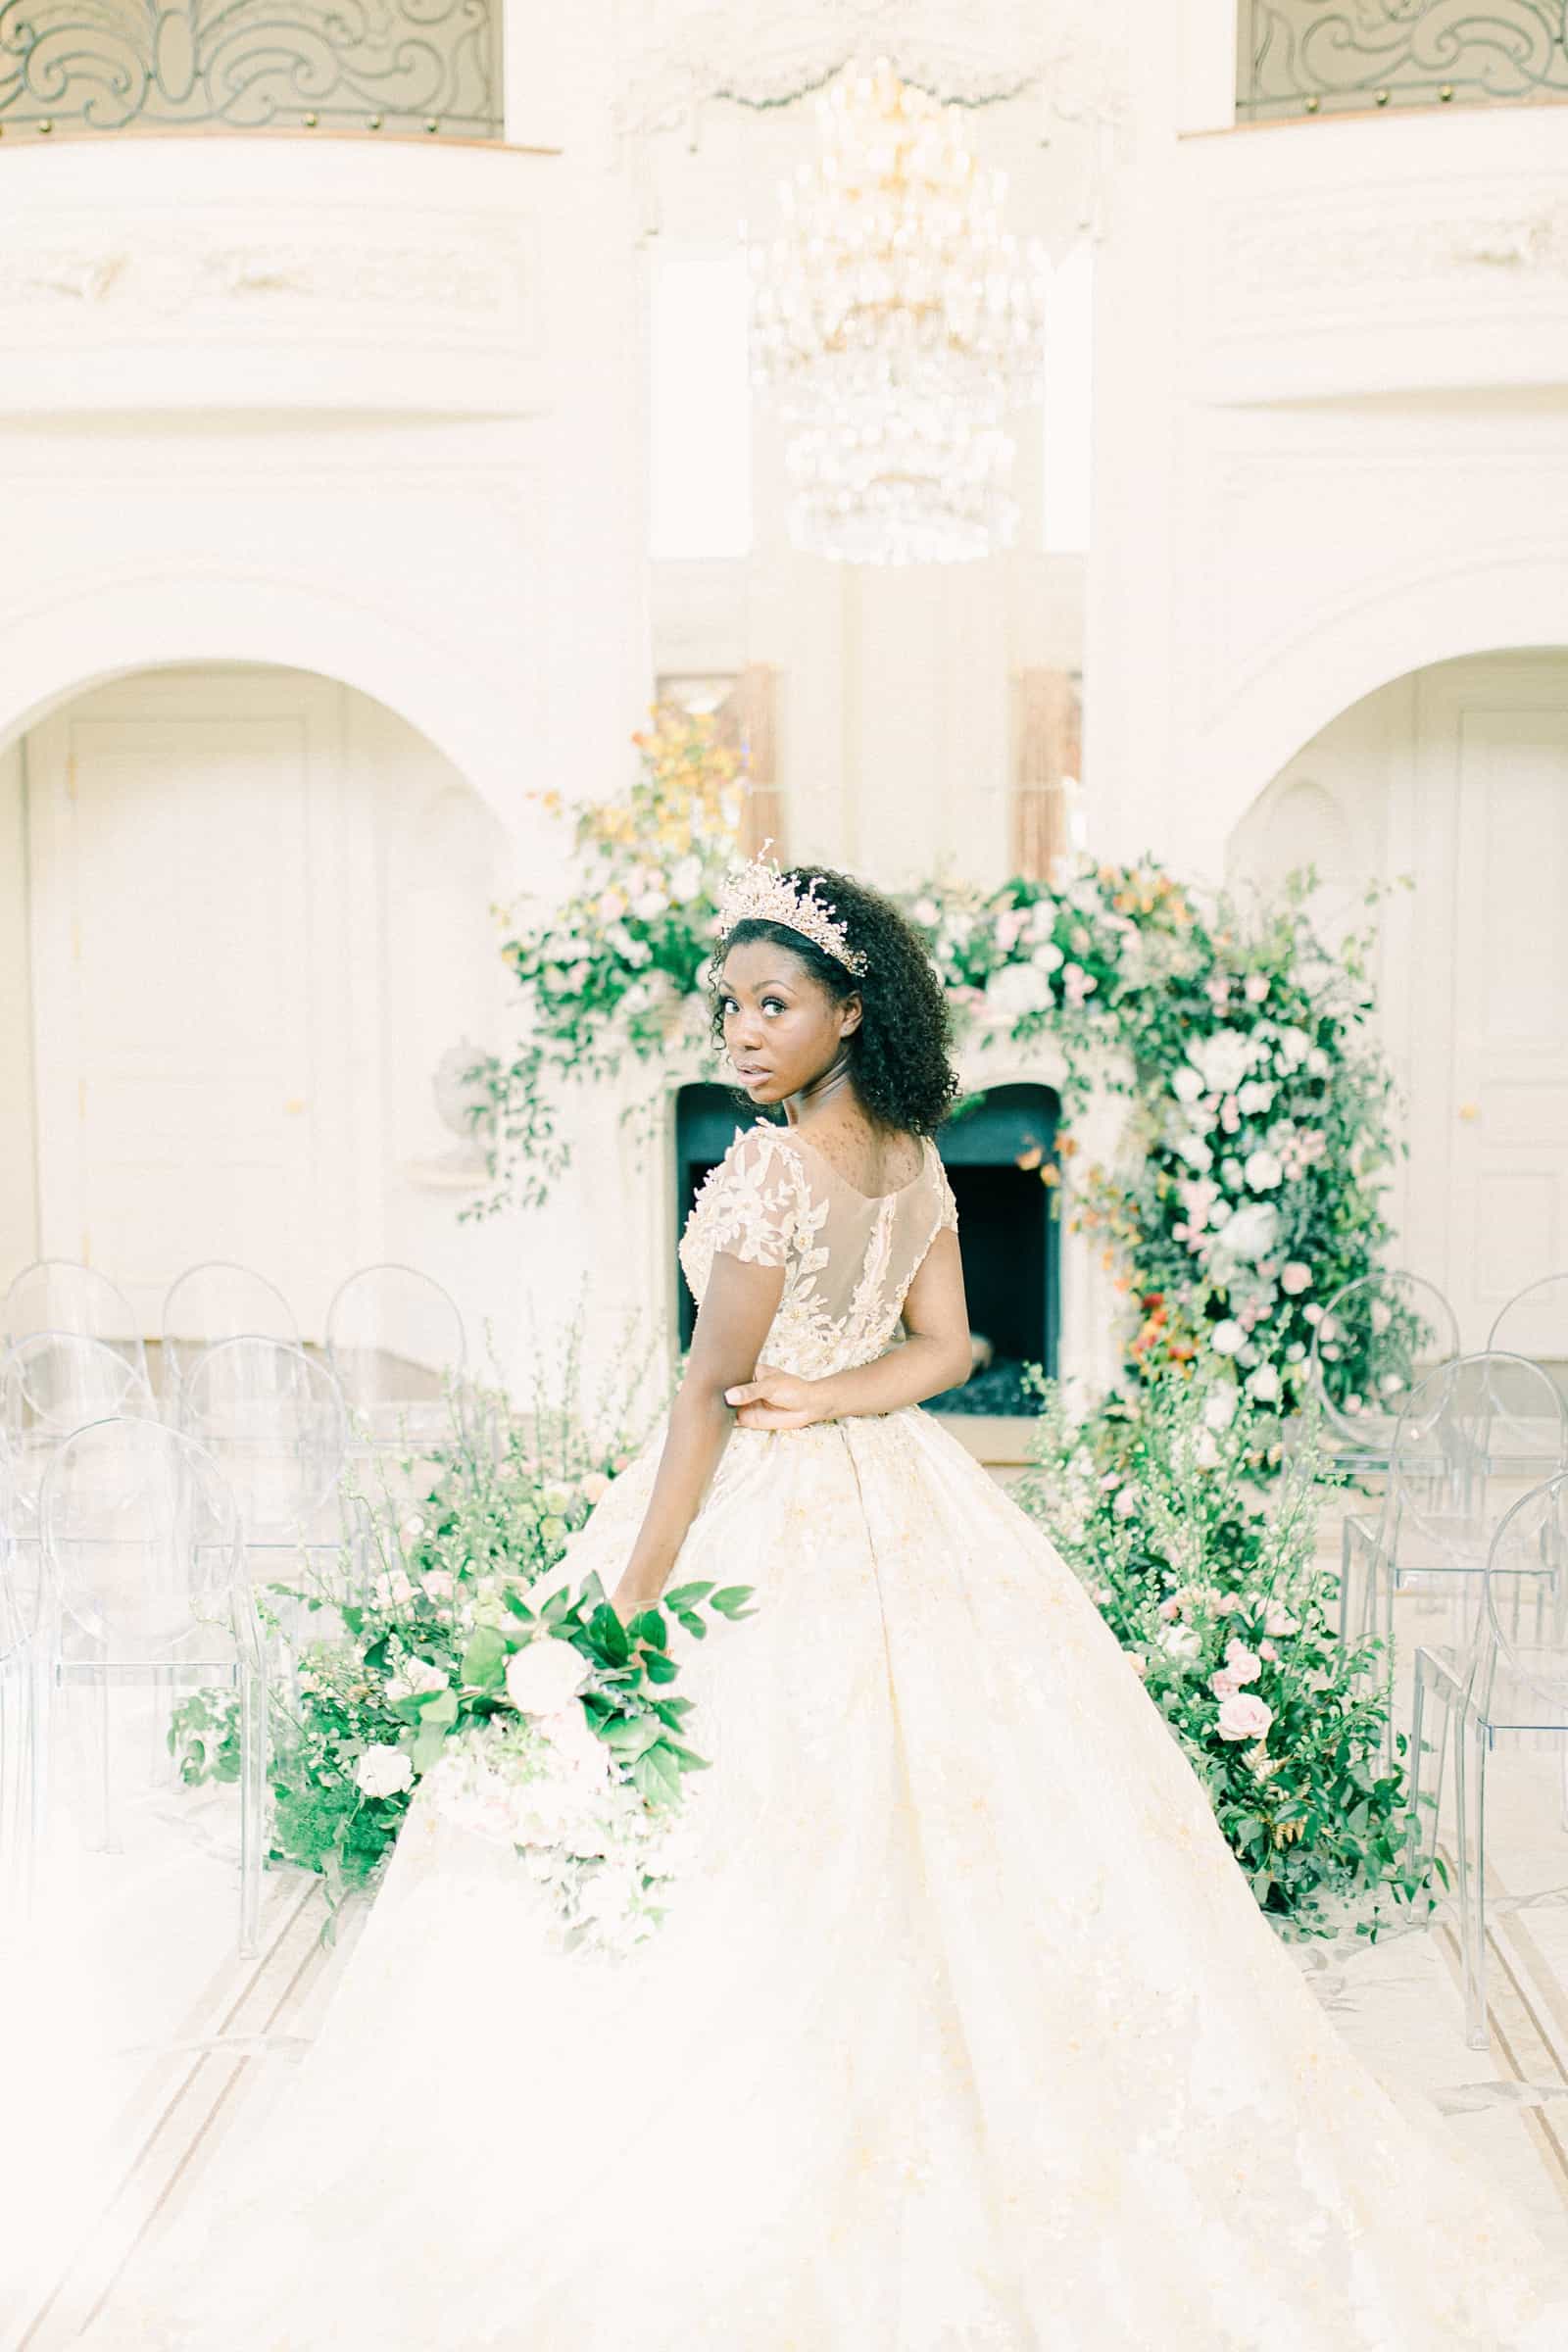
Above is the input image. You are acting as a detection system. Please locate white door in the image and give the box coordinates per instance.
[26,669,375,1339]
[1412,659,1568,1352]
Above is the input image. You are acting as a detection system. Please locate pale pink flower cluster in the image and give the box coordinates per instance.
[1209,1637,1261,1701]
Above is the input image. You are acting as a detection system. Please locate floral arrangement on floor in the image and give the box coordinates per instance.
[1015,1363,1429,1939]
[173,1357,754,1955]
[466,707,1402,1408]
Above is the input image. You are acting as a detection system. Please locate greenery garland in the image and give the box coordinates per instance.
[469,707,1404,1411]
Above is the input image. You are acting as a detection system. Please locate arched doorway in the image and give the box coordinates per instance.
[0,662,516,1344]
[1228,648,1568,1351]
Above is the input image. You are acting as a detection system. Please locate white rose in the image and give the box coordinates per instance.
[1217,1692,1274,1743]
[371,1569,416,1611]
[355,1743,415,1798]
[505,1638,590,1718]
[1157,1622,1202,1660]
[983,962,1049,1024]
[1112,1486,1138,1521]
[1244,1149,1284,1192]
[1212,1200,1281,1265]
[1210,1319,1246,1357]
[632,888,668,921]
[1175,1132,1214,1174]
[1031,939,1065,974]
[1247,1363,1282,1405]
[1172,1066,1204,1104]
[1193,1430,1222,1471]
[386,1654,448,1701]
[597,887,628,922]
[1202,1385,1238,1431]
[581,1472,611,1506]
[911,896,940,927]
[1237,1080,1275,1116]
[1305,1047,1331,1078]
[1189,1029,1257,1098]
[668,855,704,904]
[1280,1262,1312,1297]
[543,1705,612,1787]
[1244,974,1269,1004]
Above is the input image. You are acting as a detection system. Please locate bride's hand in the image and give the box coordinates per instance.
[724,1363,822,1432]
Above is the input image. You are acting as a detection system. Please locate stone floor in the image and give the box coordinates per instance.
[7,1543,1568,2347]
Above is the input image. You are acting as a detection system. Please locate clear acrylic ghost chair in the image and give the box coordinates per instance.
[1339,1353,1568,1760]
[1,1332,157,1535]
[1306,1271,1460,1480]
[178,1338,362,1636]
[37,1417,267,1952]
[2,1260,148,1386]
[160,1262,299,1416]
[325,1264,467,1512]
[1408,1471,1568,2048]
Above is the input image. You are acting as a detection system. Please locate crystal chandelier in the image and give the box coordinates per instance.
[750,59,1049,564]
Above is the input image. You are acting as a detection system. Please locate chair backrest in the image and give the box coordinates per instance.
[1387,1350,1568,1572]
[1488,1274,1568,1366]
[324,1263,466,1438]
[1476,1470,1568,1725]
[39,1417,256,1669]
[1,1332,156,1504]
[161,1262,299,1400]
[178,1338,348,1542]
[1309,1270,1461,1454]
[2,1260,147,1380]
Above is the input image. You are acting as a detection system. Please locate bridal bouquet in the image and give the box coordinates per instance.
[414,1575,755,1958]
[172,1358,755,1955]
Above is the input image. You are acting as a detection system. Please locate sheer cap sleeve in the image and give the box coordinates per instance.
[931,1148,959,1238]
[690,1125,807,1275]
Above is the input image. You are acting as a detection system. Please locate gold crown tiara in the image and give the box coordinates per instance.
[713,848,868,978]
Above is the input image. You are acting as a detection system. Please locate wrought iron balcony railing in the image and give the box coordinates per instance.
[0,0,501,140]
[1237,1,1568,121]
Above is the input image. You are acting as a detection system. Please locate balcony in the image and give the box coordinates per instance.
[0,0,501,142]
[1237,2,1568,122]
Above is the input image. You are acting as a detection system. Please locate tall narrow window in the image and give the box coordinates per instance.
[649,243,754,561]
[1042,249,1094,556]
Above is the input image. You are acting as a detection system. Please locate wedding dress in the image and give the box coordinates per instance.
[90,1122,1568,2350]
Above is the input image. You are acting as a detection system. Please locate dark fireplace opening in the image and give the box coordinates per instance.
[674,1081,1059,1413]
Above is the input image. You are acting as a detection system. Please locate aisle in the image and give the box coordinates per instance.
[8,1614,1568,2346]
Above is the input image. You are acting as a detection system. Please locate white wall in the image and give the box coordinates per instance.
[0,739,38,1282]
[1090,9,1568,876]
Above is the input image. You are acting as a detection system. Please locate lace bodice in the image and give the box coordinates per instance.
[678,1123,958,1382]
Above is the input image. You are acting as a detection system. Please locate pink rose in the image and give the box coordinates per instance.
[1210,1668,1243,1700]
[1222,1640,1260,1685]
[1157,1596,1182,1622]
[1217,1692,1274,1743]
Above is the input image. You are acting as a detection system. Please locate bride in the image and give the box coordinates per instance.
[94,861,1568,2348]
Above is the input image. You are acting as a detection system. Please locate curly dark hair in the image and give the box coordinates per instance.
[711,866,959,1137]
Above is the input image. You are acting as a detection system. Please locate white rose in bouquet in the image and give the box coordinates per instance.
[355,1743,415,1798]
[386,1654,449,1702]
[544,1702,612,1788]
[506,1638,590,1718]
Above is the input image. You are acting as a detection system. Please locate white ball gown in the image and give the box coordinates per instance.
[88,1124,1568,2349]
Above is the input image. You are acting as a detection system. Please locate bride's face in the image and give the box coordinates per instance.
[717,939,861,1105]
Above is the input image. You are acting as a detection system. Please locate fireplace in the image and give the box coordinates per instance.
[672,1081,1060,1406]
